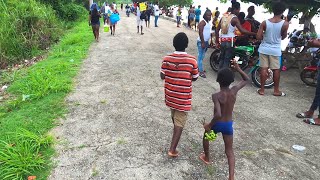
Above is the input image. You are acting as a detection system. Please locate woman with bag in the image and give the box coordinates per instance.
[110,4,120,36]
[89,3,101,42]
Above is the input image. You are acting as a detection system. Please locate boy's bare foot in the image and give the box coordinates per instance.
[168,150,179,157]
[199,153,211,165]
[257,89,264,96]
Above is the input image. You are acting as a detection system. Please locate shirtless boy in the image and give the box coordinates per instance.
[199,60,249,180]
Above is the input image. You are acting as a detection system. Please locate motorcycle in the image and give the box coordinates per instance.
[209,43,255,72]
[209,40,275,88]
[300,49,320,87]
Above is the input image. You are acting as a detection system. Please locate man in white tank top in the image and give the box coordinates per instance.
[215,2,256,70]
[197,10,212,78]
[256,2,289,97]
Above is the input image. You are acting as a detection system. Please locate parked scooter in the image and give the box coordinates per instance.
[300,49,320,87]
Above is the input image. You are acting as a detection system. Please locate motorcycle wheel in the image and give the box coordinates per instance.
[209,49,220,72]
[300,69,317,87]
[239,56,249,70]
[251,67,274,88]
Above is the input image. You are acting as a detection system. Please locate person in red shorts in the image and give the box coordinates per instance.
[160,32,199,157]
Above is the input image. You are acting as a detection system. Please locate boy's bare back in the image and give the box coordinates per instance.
[211,61,249,123]
[213,89,236,121]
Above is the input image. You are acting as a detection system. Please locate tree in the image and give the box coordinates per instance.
[241,0,320,33]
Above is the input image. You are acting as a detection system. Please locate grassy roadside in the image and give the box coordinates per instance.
[0,20,94,180]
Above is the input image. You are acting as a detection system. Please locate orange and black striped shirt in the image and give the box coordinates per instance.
[161,52,199,111]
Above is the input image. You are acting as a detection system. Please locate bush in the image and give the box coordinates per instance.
[39,0,87,21]
[0,0,62,67]
[59,3,87,21]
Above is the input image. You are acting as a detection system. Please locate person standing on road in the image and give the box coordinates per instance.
[189,6,196,29]
[160,32,199,157]
[145,5,152,28]
[154,3,160,27]
[215,1,255,69]
[105,3,111,25]
[234,12,252,46]
[296,39,320,126]
[246,6,260,33]
[256,2,289,96]
[176,6,182,28]
[197,10,212,78]
[187,5,192,28]
[109,4,119,36]
[140,10,146,35]
[200,60,249,180]
[112,2,116,10]
[135,5,145,35]
[210,11,220,47]
[121,3,123,11]
[89,3,101,42]
[195,5,202,31]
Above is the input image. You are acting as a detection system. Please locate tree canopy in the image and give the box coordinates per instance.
[242,0,320,16]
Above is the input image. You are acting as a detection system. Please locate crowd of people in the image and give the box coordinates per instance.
[160,1,320,180]
[88,2,320,179]
[89,2,120,40]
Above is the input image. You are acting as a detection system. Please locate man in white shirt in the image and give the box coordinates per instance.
[136,6,144,34]
[113,2,116,10]
[153,3,160,27]
[105,4,111,24]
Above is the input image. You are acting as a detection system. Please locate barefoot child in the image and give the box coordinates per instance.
[160,32,199,157]
[199,60,249,180]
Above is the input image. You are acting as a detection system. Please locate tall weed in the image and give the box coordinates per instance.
[0,0,62,67]
[0,129,53,180]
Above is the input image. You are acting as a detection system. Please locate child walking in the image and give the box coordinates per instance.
[199,61,249,180]
[160,32,199,157]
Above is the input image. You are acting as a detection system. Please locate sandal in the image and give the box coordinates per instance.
[257,89,264,96]
[296,112,312,118]
[273,92,286,97]
[303,118,320,126]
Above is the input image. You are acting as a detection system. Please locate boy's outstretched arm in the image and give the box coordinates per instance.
[231,59,249,93]
[204,94,221,131]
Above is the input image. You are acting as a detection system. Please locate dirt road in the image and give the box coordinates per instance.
[49,12,320,180]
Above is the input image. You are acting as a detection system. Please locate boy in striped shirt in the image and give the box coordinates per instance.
[160,32,199,157]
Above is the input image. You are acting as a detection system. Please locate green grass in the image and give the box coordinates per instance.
[0,19,93,180]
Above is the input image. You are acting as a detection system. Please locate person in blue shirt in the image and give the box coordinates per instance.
[195,5,201,31]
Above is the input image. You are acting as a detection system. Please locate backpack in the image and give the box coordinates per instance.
[220,13,234,34]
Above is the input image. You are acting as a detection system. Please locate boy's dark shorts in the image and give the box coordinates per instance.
[171,109,188,127]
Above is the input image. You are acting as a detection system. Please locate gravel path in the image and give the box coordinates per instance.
[49,12,320,180]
